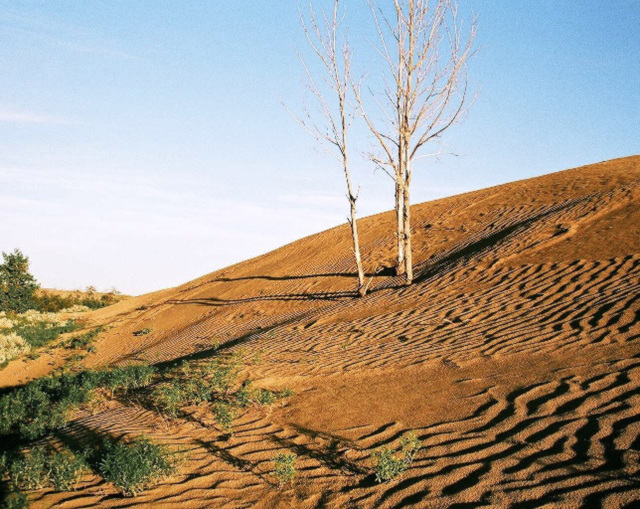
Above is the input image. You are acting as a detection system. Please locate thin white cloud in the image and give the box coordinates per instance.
[0,109,66,125]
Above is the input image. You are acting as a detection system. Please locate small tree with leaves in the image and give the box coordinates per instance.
[0,249,40,313]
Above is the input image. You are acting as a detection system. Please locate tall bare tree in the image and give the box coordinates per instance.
[293,0,368,297]
[354,0,476,284]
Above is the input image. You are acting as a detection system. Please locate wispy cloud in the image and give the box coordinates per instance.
[0,7,136,60]
[0,109,67,125]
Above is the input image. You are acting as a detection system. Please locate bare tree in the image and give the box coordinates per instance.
[354,0,476,284]
[293,0,368,297]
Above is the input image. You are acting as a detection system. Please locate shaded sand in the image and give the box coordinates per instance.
[3,155,640,507]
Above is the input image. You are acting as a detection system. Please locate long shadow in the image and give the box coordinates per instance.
[195,438,274,486]
[168,290,356,307]
[213,271,388,283]
[413,200,584,285]
[271,433,366,476]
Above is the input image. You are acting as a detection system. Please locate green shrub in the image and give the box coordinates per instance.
[0,489,29,509]
[150,383,187,418]
[236,381,293,407]
[0,250,39,314]
[12,321,78,349]
[372,431,422,483]
[0,365,156,440]
[47,450,87,491]
[98,437,174,497]
[8,447,48,491]
[272,453,297,487]
[34,292,121,313]
[132,328,152,337]
[67,327,103,350]
[212,402,235,432]
[5,446,86,493]
[95,365,157,395]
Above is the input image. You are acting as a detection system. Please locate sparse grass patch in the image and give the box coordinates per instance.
[212,402,235,433]
[66,326,103,350]
[272,453,297,488]
[132,328,152,337]
[236,381,293,407]
[98,437,175,497]
[372,431,422,483]
[6,446,86,492]
[0,365,156,441]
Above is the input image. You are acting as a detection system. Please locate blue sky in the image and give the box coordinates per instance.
[1,1,638,295]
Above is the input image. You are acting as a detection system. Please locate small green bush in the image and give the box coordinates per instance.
[47,450,87,491]
[212,402,235,432]
[98,437,174,497]
[0,489,29,509]
[272,453,297,487]
[236,381,293,407]
[6,446,86,492]
[132,328,152,337]
[13,321,78,349]
[67,327,103,350]
[372,431,422,483]
[95,365,157,395]
[0,365,156,441]
[8,447,48,491]
[150,383,187,418]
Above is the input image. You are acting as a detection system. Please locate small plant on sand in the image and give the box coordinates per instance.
[67,326,103,350]
[236,381,293,408]
[132,328,152,337]
[98,437,175,497]
[212,402,236,433]
[47,450,87,491]
[272,453,297,488]
[0,489,29,509]
[372,431,422,483]
[6,446,86,492]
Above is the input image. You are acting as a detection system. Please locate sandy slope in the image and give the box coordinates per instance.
[5,155,640,507]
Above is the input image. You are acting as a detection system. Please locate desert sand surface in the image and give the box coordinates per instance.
[3,155,640,508]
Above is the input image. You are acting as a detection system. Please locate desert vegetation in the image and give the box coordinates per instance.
[0,349,295,505]
[0,250,124,367]
[0,311,79,366]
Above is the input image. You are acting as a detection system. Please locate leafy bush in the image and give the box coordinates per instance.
[272,453,297,487]
[8,447,49,491]
[0,333,30,367]
[0,251,39,314]
[132,328,152,337]
[94,365,157,395]
[0,311,77,366]
[67,327,103,350]
[98,437,174,497]
[212,402,235,432]
[149,383,188,418]
[47,450,87,491]
[372,431,422,483]
[236,381,293,407]
[34,292,121,313]
[0,489,29,509]
[12,321,78,349]
[0,365,156,440]
[5,446,86,493]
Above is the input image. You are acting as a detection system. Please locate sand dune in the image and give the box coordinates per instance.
[4,155,640,507]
